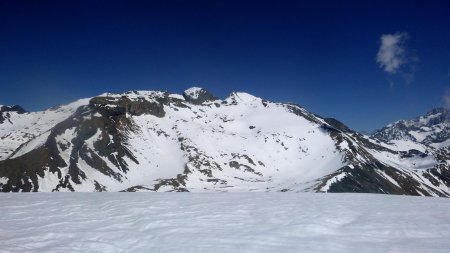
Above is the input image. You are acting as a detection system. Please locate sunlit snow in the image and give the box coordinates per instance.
[1,193,449,253]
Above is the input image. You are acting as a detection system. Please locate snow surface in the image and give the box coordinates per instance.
[430,138,450,148]
[1,193,450,253]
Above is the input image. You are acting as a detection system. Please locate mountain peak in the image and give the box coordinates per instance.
[372,107,450,147]
[182,87,218,104]
[0,105,26,114]
[426,107,450,116]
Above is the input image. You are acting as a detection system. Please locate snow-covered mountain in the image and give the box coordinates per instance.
[373,108,450,148]
[1,88,450,196]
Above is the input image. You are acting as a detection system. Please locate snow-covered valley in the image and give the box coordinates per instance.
[1,193,449,253]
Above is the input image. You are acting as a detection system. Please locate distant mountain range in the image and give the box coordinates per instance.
[1,87,449,196]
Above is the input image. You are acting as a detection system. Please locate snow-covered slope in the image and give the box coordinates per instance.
[0,99,89,160]
[369,108,450,196]
[1,88,450,196]
[1,193,450,253]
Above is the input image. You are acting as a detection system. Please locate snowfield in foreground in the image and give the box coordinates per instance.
[1,193,450,253]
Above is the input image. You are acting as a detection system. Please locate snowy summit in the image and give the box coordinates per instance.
[182,87,219,104]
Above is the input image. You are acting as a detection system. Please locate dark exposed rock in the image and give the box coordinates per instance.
[399,149,428,158]
[0,105,26,114]
[0,101,141,192]
[324,118,351,133]
[0,146,65,192]
[0,105,27,124]
[90,96,166,118]
[121,185,153,192]
[153,174,189,192]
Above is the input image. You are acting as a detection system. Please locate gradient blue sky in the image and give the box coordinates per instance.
[0,0,449,132]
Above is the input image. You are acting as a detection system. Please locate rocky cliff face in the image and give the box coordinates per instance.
[1,88,450,196]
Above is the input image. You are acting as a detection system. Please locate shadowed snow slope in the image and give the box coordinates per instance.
[1,193,450,253]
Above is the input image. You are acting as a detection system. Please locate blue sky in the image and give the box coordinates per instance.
[0,0,449,132]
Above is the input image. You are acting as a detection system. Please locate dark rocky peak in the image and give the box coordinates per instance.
[371,107,450,145]
[182,87,218,104]
[426,107,450,116]
[89,91,167,118]
[0,105,26,114]
[422,107,450,125]
[0,105,27,124]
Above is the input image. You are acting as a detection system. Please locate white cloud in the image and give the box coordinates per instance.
[376,32,419,85]
[376,32,409,74]
[444,89,450,108]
